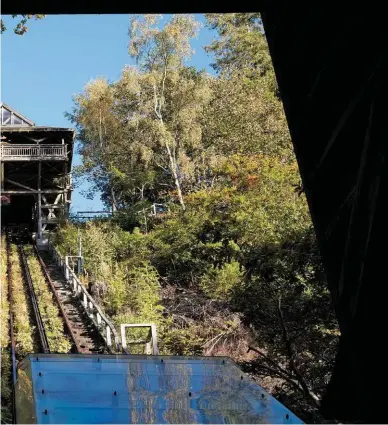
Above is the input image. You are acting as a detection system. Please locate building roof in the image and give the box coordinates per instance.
[0,101,35,126]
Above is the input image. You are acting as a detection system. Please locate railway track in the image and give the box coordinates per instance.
[6,234,51,356]
[18,244,50,354]
[3,228,113,423]
[6,231,102,358]
[36,247,105,354]
[6,229,106,356]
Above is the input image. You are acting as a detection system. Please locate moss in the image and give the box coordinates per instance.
[1,236,13,423]
[9,244,37,357]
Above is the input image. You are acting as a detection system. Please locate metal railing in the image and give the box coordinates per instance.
[47,241,121,352]
[0,144,67,160]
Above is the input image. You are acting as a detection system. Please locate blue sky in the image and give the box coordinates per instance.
[1,14,216,212]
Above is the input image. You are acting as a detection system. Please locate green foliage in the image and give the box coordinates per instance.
[201,260,243,301]
[1,236,12,424]
[56,13,337,419]
[1,236,9,348]
[205,13,277,93]
[129,14,201,70]
[53,222,164,355]
[1,347,12,424]
[9,244,37,356]
[110,263,163,355]
[105,261,163,322]
[0,15,45,35]
[161,327,204,356]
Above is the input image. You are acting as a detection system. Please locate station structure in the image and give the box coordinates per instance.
[0,102,74,244]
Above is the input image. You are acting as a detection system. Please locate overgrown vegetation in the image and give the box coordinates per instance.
[55,13,339,421]
[0,236,12,424]
[24,246,72,353]
[9,244,38,357]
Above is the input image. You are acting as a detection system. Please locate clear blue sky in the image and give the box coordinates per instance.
[1,14,216,212]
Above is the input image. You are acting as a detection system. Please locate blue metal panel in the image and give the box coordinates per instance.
[17,354,303,424]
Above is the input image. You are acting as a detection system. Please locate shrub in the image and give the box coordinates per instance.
[200,260,244,301]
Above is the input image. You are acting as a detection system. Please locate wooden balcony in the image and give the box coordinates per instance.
[0,144,67,161]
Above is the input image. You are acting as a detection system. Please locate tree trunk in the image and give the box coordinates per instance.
[111,187,118,212]
[164,139,186,211]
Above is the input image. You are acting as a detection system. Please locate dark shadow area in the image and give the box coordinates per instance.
[1,194,34,230]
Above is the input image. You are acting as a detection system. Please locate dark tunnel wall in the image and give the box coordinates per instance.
[262,7,388,422]
[1,195,35,229]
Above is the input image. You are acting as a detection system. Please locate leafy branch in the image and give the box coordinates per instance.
[1,15,45,35]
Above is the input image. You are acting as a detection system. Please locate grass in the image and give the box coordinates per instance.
[1,236,13,423]
[1,235,10,347]
[9,244,37,357]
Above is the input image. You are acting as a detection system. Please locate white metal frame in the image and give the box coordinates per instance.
[121,324,158,355]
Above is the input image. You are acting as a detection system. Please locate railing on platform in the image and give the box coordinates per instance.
[0,144,67,160]
[47,240,121,352]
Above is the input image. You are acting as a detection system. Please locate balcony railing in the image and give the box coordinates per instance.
[0,144,67,161]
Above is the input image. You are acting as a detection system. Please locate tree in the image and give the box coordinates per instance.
[1,15,45,35]
[205,14,276,93]
[69,15,212,213]
[203,14,292,162]
[63,14,337,420]
[127,14,205,210]
[203,75,292,161]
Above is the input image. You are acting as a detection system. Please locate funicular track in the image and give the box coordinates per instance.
[4,227,119,422]
[18,245,51,354]
[6,232,48,355]
[6,232,107,362]
[36,247,106,354]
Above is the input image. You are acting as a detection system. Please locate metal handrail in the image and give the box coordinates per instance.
[47,241,120,352]
[0,144,67,159]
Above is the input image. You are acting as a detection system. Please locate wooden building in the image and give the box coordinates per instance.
[0,102,74,244]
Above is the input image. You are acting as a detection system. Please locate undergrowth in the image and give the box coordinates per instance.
[1,236,12,424]
[9,244,37,357]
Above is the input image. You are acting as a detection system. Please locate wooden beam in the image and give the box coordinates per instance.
[4,178,35,192]
[0,157,66,162]
[40,205,64,209]
[1,190,64,194]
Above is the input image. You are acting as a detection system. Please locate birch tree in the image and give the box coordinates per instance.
[128,14,203,210]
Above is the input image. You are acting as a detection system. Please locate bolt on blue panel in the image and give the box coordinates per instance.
[15,354,304,424]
